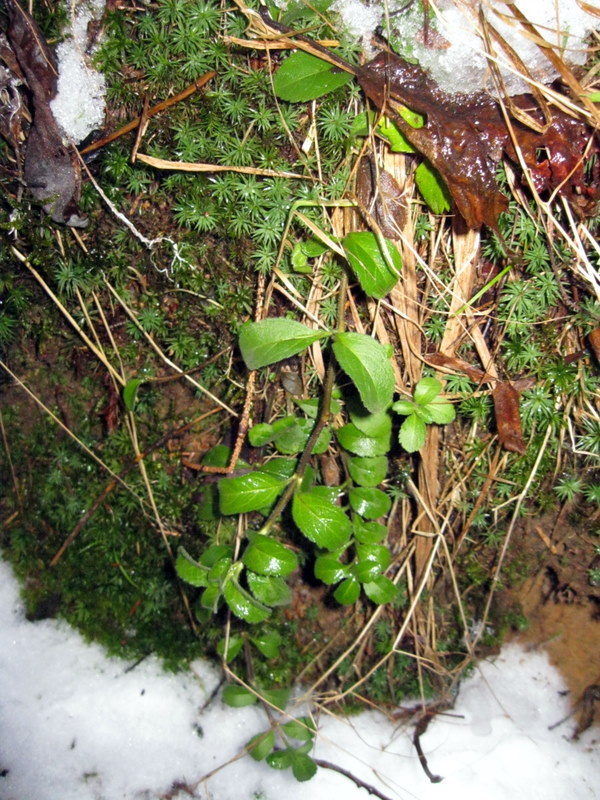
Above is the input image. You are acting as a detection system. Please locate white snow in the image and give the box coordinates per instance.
[0,557,598,800]
[51,0,107,144]
[334,0,600,95]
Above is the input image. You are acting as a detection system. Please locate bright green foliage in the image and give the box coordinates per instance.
[314,555,349,584]
[248,730,275,761]
[219,471,287,514]
[334,576,361,604]
[250,416,331,455]
[349,487,391,518]
[347,455,388,487]
[292,488,352,549]
[246,573,292,607]
[250,630,282,659]
[273,51,353,101]
[4,2,598,786]
[393,377,455,452]
[242,534,298,577]
[354,518,387,543]
[223,685,257,707]
[415,161,452,214]
[342,232,401,298]
[239,319,329,370]
[223,564,272,623]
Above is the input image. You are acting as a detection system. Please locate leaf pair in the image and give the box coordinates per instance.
[239,319,394,414]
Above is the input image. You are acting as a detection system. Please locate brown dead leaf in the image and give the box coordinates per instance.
[5,0,87,226]
[493,381,526,454]
[588,328,600,362]
[430,352,531,453]
[355,154,408,238]
[428,351,495,384]
[357,52,600,229]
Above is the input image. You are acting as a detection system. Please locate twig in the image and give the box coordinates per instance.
[313,759,394,800]
[199,270,266,474]
[79,72,216,155]
[412,711,443,783]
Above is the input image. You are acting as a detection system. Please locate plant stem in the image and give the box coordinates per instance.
[260,272,348,534]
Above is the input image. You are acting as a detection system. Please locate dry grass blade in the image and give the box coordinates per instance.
[136,153,313,181]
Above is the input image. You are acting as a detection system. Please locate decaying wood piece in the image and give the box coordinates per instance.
[4,0,87,226]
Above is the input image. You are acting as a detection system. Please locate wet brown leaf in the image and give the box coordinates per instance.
[493,381,526,454]
[355,154,408,239]
[357,52,600,229]
[588,328,600,362]
[5,0,87,226]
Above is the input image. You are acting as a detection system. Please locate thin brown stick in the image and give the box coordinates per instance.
[199,271,266,474]
[79,72,216,155]
[313,759,394,800]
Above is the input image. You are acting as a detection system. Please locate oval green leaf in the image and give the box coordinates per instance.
[247,730,275,761]
[267,749,293,770]
[314,554,348,585]
[239,318,329,370]
[175,548,208,587]
[219,471,286,514]
[292,489,351,549]
[336,422,390,457]
[333,332,394,413]
[392,398,415,416]
[428,401,456,424]
[223,684,257,708]
[273,416,331,455]
[247,573,292,607]
[363,574,397,604]
[415,161,452,215]
[249,630,282,659]
[281,716,316,742]
[334,576,361,605]
[248,422,275,447]
[354,517,388,544]
[342,231,401,299]
[413,377,442,405]
[291,753,318,782]
[260,687,291,710]
[349,487,391,519]
[200,584,221,611]
[273,51,353,102]
[347,455,388,487]
[217,635,243,662]
[398,413,427,453]
[223,577,272,623]
[243,534,298,577]
[356,543,391,573]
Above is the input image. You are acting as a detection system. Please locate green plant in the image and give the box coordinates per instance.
[392,377,456,453]
[3,2,600,790]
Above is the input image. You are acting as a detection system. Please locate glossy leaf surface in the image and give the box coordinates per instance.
[239,318,328,370]
[333,332,394,413]
[292,489,351,549]
[342,232,401,299]
[273,51,353,102]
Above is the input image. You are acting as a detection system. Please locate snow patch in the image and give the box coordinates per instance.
[0,557,598,800]
[50,0,107,144]
[333,0,599,95]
